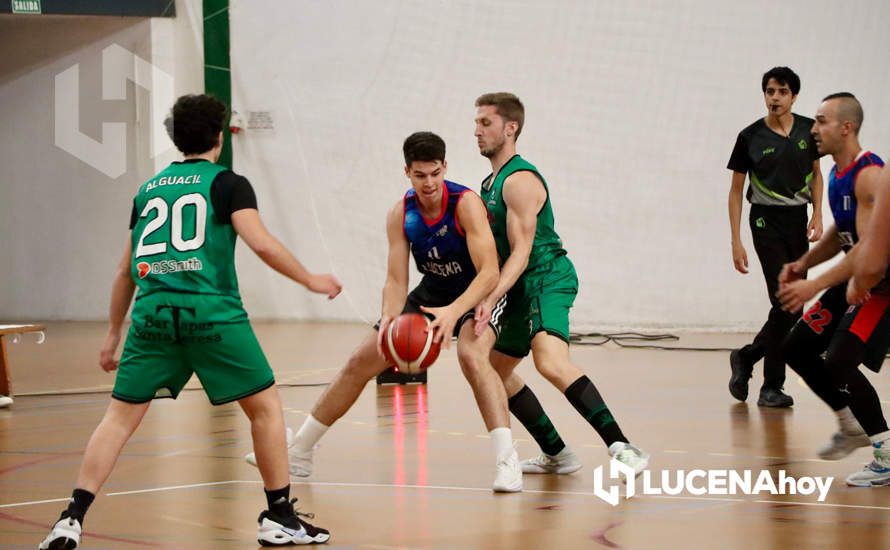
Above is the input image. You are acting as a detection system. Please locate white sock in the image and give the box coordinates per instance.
[835,407,861,434]
[294,415,329,452]
[490,427,513,461]
[869,430,890,446]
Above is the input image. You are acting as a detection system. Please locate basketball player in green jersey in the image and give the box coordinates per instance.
[39,95,338,549]
[472,92,649,475]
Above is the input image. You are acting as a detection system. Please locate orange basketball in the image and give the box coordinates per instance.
[383,313,441,374]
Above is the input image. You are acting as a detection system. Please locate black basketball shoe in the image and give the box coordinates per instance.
[257,498,330,545]
[728,349,753,402]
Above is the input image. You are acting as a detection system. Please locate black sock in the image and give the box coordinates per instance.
[265,485,291,516]
[508,385,566,456]
[564,376,628,447]
[65,488,95,523]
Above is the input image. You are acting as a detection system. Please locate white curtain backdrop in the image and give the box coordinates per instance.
[229,0,890,330]
[3,1,889,330]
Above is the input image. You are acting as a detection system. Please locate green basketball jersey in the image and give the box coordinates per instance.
[480,155,567,273]
[130,160,241,304]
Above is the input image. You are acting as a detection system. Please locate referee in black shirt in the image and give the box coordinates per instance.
[727,66,824,407]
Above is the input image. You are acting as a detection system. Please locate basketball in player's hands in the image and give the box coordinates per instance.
[382,313,441,374]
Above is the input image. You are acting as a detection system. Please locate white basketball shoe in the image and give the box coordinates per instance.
[492,448,523,492]
[818,429,871,460]
[608,441,650,478]
[846,441,890,487]
[520,446,582,475]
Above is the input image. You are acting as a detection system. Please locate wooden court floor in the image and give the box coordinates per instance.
[2,322,890,549]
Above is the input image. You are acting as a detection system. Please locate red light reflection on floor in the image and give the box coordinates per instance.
[391,384,428,487]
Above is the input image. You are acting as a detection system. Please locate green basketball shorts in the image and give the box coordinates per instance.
[494,255,578,358]
[112,292,274,405]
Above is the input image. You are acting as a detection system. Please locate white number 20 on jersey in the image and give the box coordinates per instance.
[135,193,207,258]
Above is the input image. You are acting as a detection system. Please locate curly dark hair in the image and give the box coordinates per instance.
[163,94,228,155]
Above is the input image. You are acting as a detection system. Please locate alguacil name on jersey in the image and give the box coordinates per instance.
[137,258,203,279]
[144,174,202,191]
[423,260,463,277]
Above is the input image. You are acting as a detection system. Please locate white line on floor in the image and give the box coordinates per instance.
[3,479,890,512]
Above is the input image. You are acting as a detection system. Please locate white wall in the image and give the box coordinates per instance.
[0,0,204,321]
[228,0,890,330]
[4,1,890,330]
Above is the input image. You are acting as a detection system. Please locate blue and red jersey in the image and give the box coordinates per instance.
[828,151,884,252]
[403,180,477,301]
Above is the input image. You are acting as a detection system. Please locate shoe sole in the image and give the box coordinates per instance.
[522,464,581,476]
[818,440,870,460]
[492,483,523,493]
[258,536,330,546]
[820,450,857,460]
[258,529,330,545]
[521,463,582,475]
[846,477,890,487]
[756,399,793,408]
[43,539,78,550]
[729,387,747,402]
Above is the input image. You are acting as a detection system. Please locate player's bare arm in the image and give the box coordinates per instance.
[421,192,498,346]
[808,160,824,242]
[475,171,545,333]
[378,200,411,354]
[851,167,890,299]
[232,208,341,298]
[489,171,545,299]
[728,171,749,273]
[100,237,136,373]
[780,166,880,312]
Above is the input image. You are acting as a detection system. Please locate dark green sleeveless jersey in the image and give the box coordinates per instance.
[480,155,567,273]
[130,160,241,301]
